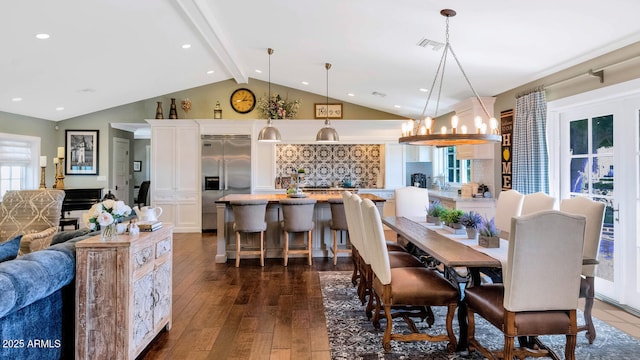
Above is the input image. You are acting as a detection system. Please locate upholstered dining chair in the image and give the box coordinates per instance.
[521,191,556,215]
[328,197,351,265]
[560,196,606,344]
[494,189,524,239]
[280,198,316,266]
[394,186,429,219]
[465,210,586,360]
[362,198,459,353]
[230,199,268,267]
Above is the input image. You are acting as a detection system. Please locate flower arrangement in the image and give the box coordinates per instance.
[83,199,132,240]
[426,200,446,218]
[459,211,484,229]
[441,208,464,226]
[478,216,500,237]
[256,93,301,119]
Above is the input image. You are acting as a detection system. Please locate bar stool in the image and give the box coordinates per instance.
[280,198,317,266]
[328,197,351,265]
[230,199,268,267]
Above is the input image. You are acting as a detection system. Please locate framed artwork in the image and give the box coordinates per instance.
[133,161,142,172]
[65,130,99,175]
[314,103,343,119]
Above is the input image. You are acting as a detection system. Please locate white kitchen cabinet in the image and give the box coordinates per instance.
[405,145,432,162]
[148,120,201,232]
[456,143,495,159]
[385,143,405,189]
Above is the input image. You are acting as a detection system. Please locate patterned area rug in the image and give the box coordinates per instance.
[319,271,640,360]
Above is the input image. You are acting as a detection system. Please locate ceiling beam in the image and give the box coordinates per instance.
[174,0,248,84]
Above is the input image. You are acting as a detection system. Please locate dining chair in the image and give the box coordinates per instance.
[464,210,586,360]
[280,198,317,266]
[328,197,351,265]
[494,189,524,239]
[362,198,459,353]
[560,196,606,344]
[521,191,556,215]
[394,186,429,219]
[230,199,268,267]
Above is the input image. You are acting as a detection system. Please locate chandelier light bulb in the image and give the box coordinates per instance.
[489,117,498,134]
[419,125,427,135]
[461,125,468,134]
[481,123,488,134]
[441,126,447,134]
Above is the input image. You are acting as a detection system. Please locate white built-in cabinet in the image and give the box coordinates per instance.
[405,145,433,162]
[456,143,495,159]
[147,120,201,232]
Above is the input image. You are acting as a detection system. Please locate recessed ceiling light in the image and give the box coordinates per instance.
[56,107,64,111]
[347,93,355,97]
[301,81,309,85]
[255,69,262,74]
[35,33,50,40]
[11,97,22,102]
[394,105,401,108]
[207,70,215,74]
[419,88,429,92]
[181,44,191,49]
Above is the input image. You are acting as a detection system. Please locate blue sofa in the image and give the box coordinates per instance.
[0,229,97,360]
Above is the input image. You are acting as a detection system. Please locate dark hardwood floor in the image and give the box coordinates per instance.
[139,232,352,360]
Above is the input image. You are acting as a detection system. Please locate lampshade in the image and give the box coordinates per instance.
[258,48,282,142]
[316,62,339,142]
[399,9,501,147]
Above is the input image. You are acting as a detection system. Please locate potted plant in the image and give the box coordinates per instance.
[441,208,465,234]
[426,201,446,225]
[459,211,483,239]
[478,216,500,248]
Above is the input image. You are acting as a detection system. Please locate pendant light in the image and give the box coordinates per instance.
[316,62,339,142]
[399,9,501,147]
[258,48,282,142]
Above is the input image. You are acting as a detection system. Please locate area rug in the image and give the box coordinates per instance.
[319,271,640,360]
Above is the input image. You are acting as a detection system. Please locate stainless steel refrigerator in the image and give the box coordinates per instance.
[201,134,251,230]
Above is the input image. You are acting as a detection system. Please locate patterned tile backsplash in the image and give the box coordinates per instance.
[275,144,383,188]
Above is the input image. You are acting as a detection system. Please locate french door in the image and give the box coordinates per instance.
[548,79,640,312]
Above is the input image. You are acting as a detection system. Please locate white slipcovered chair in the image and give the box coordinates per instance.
[521,192,556,215]
[494,189,524,239]
[362,198,459,353]
[394,186,429,219]
[560,196,606,344]
[465,210,586,360]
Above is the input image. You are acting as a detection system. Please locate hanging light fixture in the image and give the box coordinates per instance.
[316,62,339,142]
[399,9,501,147]
[258,48,282,142]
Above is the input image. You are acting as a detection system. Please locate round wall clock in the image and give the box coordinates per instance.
[230,88,256,114]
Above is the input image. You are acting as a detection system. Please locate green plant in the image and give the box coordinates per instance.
[459,211,483,229]
[441,209,464,225]
[426,201,446,217]
[478,216,500,237]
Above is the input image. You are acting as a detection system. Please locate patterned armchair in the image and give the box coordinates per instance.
[0,189,65,255]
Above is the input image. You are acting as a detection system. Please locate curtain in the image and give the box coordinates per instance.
[512,90,549,194]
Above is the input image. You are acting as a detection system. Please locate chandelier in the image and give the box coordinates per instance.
[399,9,501,147]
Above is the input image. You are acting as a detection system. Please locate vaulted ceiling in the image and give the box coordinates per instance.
[4,0,640,121]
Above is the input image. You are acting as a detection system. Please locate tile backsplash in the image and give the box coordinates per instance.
[275,144,383,188]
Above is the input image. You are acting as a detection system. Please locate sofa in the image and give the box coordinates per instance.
[0,228,97,360]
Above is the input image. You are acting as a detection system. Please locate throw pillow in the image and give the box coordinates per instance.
[0,234,22,262]
[18,226,58,256]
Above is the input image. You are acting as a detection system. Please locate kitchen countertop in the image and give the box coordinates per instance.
[428,190,495,202]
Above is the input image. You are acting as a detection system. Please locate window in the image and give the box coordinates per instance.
[445,146,470,184]
[0,132,40,199]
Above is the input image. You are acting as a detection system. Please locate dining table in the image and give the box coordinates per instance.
[381,215,597,352]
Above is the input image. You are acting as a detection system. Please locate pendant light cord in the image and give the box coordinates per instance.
[268,48,273,123]
[325,62,331,125]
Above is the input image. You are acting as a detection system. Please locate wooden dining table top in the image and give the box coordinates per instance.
[382,216,503,268]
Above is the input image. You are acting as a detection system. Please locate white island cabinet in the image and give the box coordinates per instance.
[147,120,201,232]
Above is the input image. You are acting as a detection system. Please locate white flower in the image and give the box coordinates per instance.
[97,212,114,226]
[102,199,115,211]
[87,203,103,218]
[112,201,132,216]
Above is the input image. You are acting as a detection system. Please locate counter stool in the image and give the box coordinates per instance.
[328,197,351,265]
[280,198,317,266]
[230,199,268,267]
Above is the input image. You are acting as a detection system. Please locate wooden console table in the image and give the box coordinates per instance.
[75,225,173,360]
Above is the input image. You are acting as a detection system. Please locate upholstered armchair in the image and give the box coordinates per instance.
[0,189,65,255]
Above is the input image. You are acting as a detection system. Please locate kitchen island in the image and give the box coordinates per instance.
[428,190,496,219]
[213,193,386,263]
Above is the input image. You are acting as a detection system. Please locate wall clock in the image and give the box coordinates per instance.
[230,88,256,114]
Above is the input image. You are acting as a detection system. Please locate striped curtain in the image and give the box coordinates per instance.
[512,90,549,194]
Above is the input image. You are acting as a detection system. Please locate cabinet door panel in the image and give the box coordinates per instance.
[133,273,154,348]
[152,127,176,192]
[175,126,199,192]
[153,261,172,327]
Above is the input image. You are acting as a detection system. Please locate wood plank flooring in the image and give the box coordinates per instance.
[139,232,352,360]
[139,232,640,360]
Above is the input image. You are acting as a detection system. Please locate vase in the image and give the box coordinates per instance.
[466,228,478,239]
[169,98,178,119]
[427,215,441,225]
[155,101,164,119]
[101,222,118,241]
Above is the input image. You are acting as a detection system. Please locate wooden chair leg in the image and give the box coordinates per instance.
[235,232,241,267]
[332,229,338,265]
[583,276,596,344]
[259,231,264,267]
[307,230,313,265]
[283,231,289,266]
[351,247,360,285]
